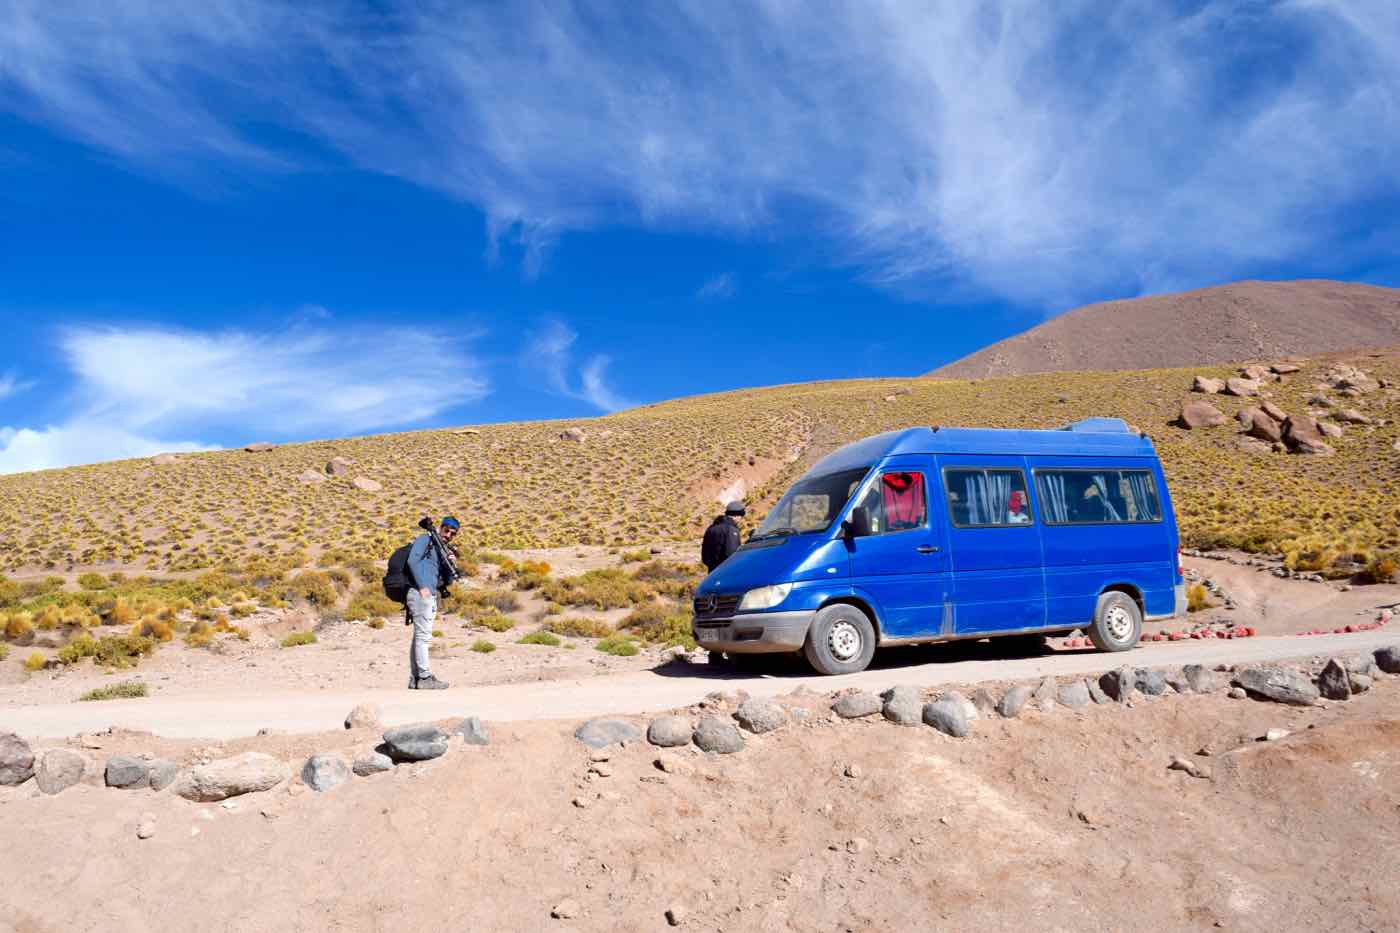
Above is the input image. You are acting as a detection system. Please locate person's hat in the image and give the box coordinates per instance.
[724,501,746,516]
[1009,490,1025,510]
[441,516,461,531]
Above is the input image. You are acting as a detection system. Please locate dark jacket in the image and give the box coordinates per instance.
[701,516,741,572]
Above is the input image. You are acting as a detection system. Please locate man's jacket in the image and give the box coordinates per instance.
[701,517,741,571]
[406,533,442,593]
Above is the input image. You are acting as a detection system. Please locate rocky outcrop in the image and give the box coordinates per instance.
[1179,400,1227,429]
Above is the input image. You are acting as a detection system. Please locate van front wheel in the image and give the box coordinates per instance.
[803,604,877,675]
[1088,591,1142,652]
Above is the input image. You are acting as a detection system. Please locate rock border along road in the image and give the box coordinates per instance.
[4,631,1396,740]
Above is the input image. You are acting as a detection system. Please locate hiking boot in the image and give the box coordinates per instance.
[412,675,450,690]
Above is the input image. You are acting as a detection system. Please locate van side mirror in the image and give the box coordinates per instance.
[848,505,872,538]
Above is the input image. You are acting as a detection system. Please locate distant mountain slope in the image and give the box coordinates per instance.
[931,280,1400,378]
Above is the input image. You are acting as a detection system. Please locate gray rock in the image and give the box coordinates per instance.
[646,715,693,747]
[352,752,394,776]
[997,685,1032,718]
[574,718,641,749]
[831,691,883,719]
[1374,645,1400,675]
[176,752,288,801]
[457,716,489,746]
[692,717,745,755]
[881,685,923,726]
[970,688,999,717]
[1032,676,1057,712]
[922,699,969,738]
[1183,664,1225,694]
[383,723,451,761]
[1349,673,1373,694]
[1134,668,1170,696]
[344,703,382,730]
[1228,687,1248,699]
[1232,666,1320,706]
[0,732,35,786]
[1099,667,1136,702]
[1086,679,1111,705]
[301,754,351,792]
[944,690,978,722]
[1316,659,1351,701]
[733,699,786,734]
[1344,654,1380,677]
[105,755,151,789]
[147,759,179,792]
[35,749,88,795]
[1057,680,1092,709]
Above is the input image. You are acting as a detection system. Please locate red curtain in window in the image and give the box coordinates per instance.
[881,472,924,529]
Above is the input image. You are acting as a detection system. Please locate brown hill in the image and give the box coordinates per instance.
[931,280,1400,378]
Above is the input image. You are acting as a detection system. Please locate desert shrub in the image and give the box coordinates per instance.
[3,612,35,643]
[132,617,175,642]
[104,599,139,627]
[618,549,650,564]
[0,576,18,608]
[619,604,696,650]
[475,613,516,633]
[76,572,110,591]
[185,620,213,648]
[368,618,385,630]
[327,568,353,589]
[79,680,147,701]
[0,643,7,660]
[56,634,97,665]
[595,635,640,657]
[541,569,653,610]
[279,571,338,607]
[451,587,521,617]
[229,602,257,618]
[345,589,400,622]
[1361,554,1398,584]
[23,651,47,671]
[432,629,443,638]
[1186,584,1211,613]
[94,634,156,667]
[211,619,250,640]
[281,631,317,648]
[470,639,496,653]
[512,571,549,592]
[544,616,614,638]
[517,630,560,646]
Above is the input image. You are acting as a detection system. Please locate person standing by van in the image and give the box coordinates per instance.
[701,501,745,572]
[405,516,460,690]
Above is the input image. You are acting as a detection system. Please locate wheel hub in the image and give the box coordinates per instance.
[1105,605,1133,641]
[827,619,862,662]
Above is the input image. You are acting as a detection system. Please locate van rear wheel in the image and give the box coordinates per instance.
[1088,591,1142,652]
[803,604,876,675]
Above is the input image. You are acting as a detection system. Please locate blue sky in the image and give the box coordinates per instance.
[1,0,1398,473]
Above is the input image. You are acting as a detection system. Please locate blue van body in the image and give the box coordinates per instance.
[692,419,1185,671]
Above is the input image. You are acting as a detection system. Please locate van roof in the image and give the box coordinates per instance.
[808,419,1156,474]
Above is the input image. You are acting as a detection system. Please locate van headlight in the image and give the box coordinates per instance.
[738,583,793,611]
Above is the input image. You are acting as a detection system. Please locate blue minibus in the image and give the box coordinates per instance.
[691,419,1186,674]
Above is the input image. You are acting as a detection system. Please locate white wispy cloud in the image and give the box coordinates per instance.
[1,1,1397,304]
[526,319,635,413]
[0,322,489,474]
[0,374,33,400]
[696,273,737,301]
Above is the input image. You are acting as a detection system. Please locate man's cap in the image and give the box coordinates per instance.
[724,501,746,516]
[441,516,461,531]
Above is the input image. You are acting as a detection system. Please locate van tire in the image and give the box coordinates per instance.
[1088,591,1142,652]
[803,604,877,675]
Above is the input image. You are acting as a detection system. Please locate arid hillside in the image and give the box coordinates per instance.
[932,280,1400,378]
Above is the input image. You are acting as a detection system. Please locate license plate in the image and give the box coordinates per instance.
[698,628,719,643]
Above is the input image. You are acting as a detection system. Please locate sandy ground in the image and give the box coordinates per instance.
[2,674,1397,932]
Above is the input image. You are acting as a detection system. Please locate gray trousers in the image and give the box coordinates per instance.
[405,589,436,686]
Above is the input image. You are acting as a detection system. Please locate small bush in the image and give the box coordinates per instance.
[1186,583,1211,613]
[476,613,516,632]
[618,549,651,564]
[1361,554,1398,584]
[595,635,640,657]
[545,616,614,638]
[281,631,317,648]
[132,617,175,642]
[77,572,110,591]
[3,612,35,643]
[518,630,560,647]
[619,605,696,650]
[541,569,653,610]
[280,571,338,607]
[346,588,401,622]
[470,639,496,653]
[23,651,47,671]
[56,634,97,665]
[432,629,444,638]
[79,680,148,701]
[453,588,521,617]
[368,617,385,630]
[93,635,156,668]
[0,643,8,661]
[230,602,257,618]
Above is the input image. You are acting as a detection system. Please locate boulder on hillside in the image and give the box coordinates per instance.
[1224,377,1260,397]
[1240,364,1269,380]
[1237,407,1282,443]
[1270,362,1302,374]
[326,456,353,476]
[352,476,383,493]
[1192,376,1225,394]
[1233,435,1273,455]
[176,752,288,801]
[450,428,481,437]
[151,453,180,466]
[1336,408,1373,425]
[244,442,275,453]
[560,428,587,442]
[1282,415,1335,456]
[1259,400,1287,422]
[1318,421,1344,438]
[1178,400,1227,429]
[296,469,326,485]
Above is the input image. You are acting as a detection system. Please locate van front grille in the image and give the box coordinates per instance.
[693,594,740,619]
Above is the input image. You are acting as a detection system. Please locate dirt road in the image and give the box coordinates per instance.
[5,630,1394,740]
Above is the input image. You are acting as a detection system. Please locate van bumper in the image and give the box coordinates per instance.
[691,609,814,654]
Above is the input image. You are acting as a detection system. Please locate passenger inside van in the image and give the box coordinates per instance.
[1006,489,1030,523]
[881,472,925,531]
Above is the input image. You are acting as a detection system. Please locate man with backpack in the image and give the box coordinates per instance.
[701,501,745,573]
[403,516,460,690]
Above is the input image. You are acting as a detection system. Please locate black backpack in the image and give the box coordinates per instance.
[382,543,414,604]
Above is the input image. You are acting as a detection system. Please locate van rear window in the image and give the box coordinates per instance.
[1035,469,1162,524]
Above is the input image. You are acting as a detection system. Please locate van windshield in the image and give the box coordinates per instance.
[752,467,871,539]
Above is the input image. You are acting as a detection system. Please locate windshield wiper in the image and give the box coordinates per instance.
[750,527,800,541]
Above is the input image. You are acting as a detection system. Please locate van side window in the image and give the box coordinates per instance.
[852,471,927,536]
[943,469,1032,527]
[1035,469,1162,524]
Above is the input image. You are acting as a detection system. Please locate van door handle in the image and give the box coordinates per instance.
[916,545,941,554]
